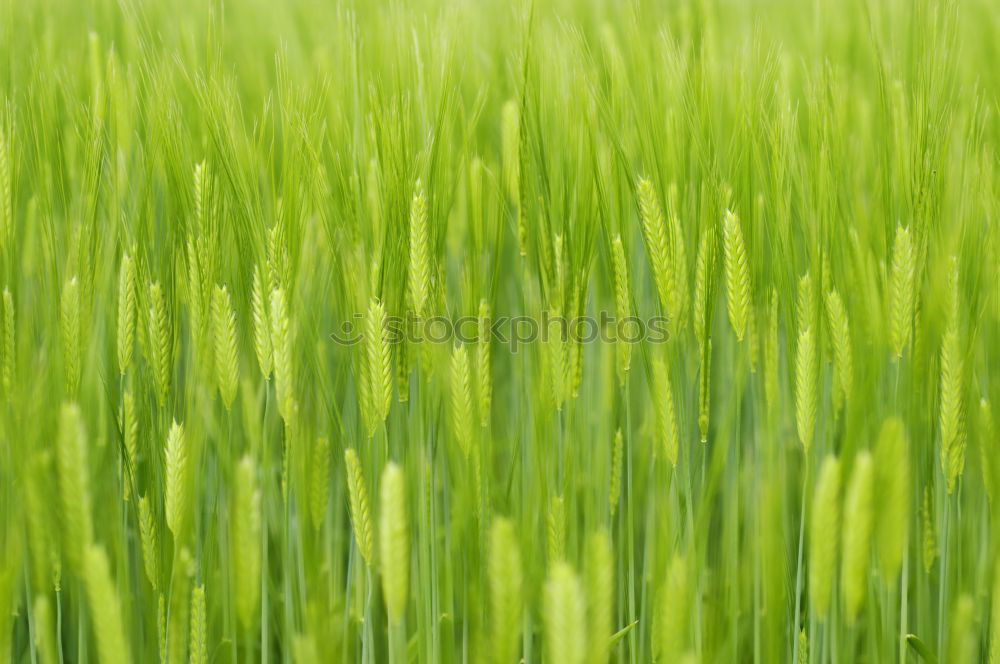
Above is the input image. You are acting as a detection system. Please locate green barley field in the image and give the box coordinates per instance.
[1,0,999,661]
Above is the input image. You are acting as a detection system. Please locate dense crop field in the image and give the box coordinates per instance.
[1,0,999,662]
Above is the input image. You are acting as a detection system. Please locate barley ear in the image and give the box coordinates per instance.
[164,420,189,541]
[408,178,430,317]
[693,227,714,350]
[824,289,853,403]
[637,178,673,324]
[148,281,171,406]
[57,402,93,571]
[940,286,965,493]
[889,223,915,358]
[948,594,977,664]
[980,399,996,505]
[763,289,779,415]
[989,556,1000,664]
[121,391,138,500]
[795,325,817,451]
[189,584,207,664]
[379,462,409,624]
[0,120,10,247]
[653,356,679,466]
[309,436,330,531]
[1,287,13,396]
[544,562,586,664]
[653,554,690,661]
[609,429,623,518]
[722,208,750,341]
[477,298,492,427]
[250,264,272,378]
[344,448,373,566]
[611,235,632,385]
[33,595,57,664]
[138,495,160,590]
[489,518,523,664]
[451,343,474,457]
[547,495,566,563]
[922,487,938,572]
[584,530,614,664]
[116,253,136,375]
[698,339,712,443]
[83,544,131,663]
[211,284,239,410]
[233,455,261,630]
[270,287,295,425]
[841,451,874,623]
[874,417,909,579]
[60,276,81,395]
[363,298,391,437]
[809,455,841,620]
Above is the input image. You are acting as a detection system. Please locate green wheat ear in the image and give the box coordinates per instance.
[344,448,373,566]
[940,260,965,494]
[189,584,207,664]
[379,462,409,624]
[544,562,586,664]
[824,289,853,404]
[309,436,330,531]
[889,223,916,358]
[980,399,996,505]
[450,343,474,458]
[652,356,679,467]
[653,554,690,661]
[722,208,750,341]
[83,544,131,663]
[584,530,614,664]
[921,487,938,573]
[637,177,675,325]
[270,287,295,425]
[148,281,171,406]
[693,227,715,351]
[60,276,81,395]
[990,557,1000,664]
[362,297,391,437]
[116,252,136,376]
[795,325,817,452]
[233,455,261,630]
[875,417,909,579]
[477,298,492,428]
[488,518,523,664]
[810,455,841,620]
[164,419,189,542]
[138,495,160,590]
[547,495,566,563]
[841,451,873,623]
[211,284,239,410]
[611,235,632,385]
[57,402,93,572]
[763,289,779,416]
[408,178,430,318]
[948,594,976,663]
[121,391,138,501]
[609,429,623,518]
[33,595,57,664]
[2,286,13,397]
[250,263,273,378]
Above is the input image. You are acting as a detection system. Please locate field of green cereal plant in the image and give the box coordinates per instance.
[1,0,999,662]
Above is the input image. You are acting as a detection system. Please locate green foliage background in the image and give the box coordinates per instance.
[0,0,998,662]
